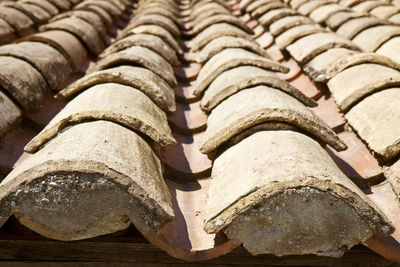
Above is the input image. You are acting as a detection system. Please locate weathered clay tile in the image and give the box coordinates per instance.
[57,66,176,113]
[0,56,47,112]
[336,17,388,40]
[187,14,254,36]
[339,0,363,7]
[327,63,400,112]
[93,46,177,87]
[0,17,16,45]
[189,3,229,21]
[199,86,347,155]
[325,10,366,30]
[39,17,105,56]
[376,36,400,64]
[352,0,387,13]
[309,4,346,24]
[190,23,254,52]
[258,8,298,27]
[99,34,180,66]
[76,4,114,30]
[25,83,176,153]
[49,10,109,45]
[0,42,72,91]
[304,48,355,81]
[315,52,400,82]
[275,24,326,50]
[0,91,21,137]
[351,25,400,52]
[269,15,313,37]
[75,0,123,18]
[346,88,400,161]
[245,0,280,14]
[193,48,289,96]
[47,0,72,12]
[287,32,360,64]
[200,66,316,113]
[204,130,392,255]
[0,120,174,240]
[385,158,400,202]
[120,25,183,56]
[127,14,180,37]
[251,2,286,19]
[134,8,180,25]
[21,30,88,73]
[20,0,59,16]
[0,6,34,36]
[195,36,268,64]
[1,2,51,25]
[289,73,323,100]
[297,0,334,16]
[136,2,178,17]
[289,0,309,9]
[370,5,399,19]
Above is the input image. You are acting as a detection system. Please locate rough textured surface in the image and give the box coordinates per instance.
[275,24,326,50]
[194,48,288,96]
[20,0,58,16]
[0,6,34,32]
[93,46,177,87]
[385,159,400,202]
[2,2,50,25]
[287,32,360,64]
[304,48,355,81]
[204,131,393,256]
[325,10,365,30]
[39,17,105,56]
[0,121,174,240]
[269,15,313,37]
[200,66,316,112]
[258,8,297,27]
[195,36,268,64]
[0,42,72,91]
[0,56,47,112]
[336,17,387,40]
[25,83,176,153]
[376,36,400,65]
[309,4,344,24]
[21,30,88,73]
[58,66,175,113]
[120,24,183,56]
[0,17,16,46]
[0,90,21,138]
[127,14,180,38]
[346,88,400,161]
[351,25,400,52]
[327,63,400,112]
[251,2,286,19]
[188,14,254,36]
[200,86,347,155]
[190,23,253,52]
[99,34,180,66]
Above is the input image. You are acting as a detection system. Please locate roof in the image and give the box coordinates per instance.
[0,0,399,265]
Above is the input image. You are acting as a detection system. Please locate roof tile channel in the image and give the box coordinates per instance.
[0,0,132,175]
[246,0,400,261]
[0,0,180,244]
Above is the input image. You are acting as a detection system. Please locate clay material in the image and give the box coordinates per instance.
[194,48,289,96]
[0,121,174,240]
[204,131,393,256]
[93,46,177,87]
[346,88,400,161]
[0,56,48,112]
[0,42,72,91]
[195,36,268,64]
[57,66,176,113]
[199,86,347,155]
[187,14,254,36]
[99,34,180,66]
[25,83,176,153]
[200,66,316,112]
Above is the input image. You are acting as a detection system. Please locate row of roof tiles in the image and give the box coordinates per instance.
[0,0,399,263]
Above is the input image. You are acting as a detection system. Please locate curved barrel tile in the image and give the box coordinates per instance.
[25,83,176,153]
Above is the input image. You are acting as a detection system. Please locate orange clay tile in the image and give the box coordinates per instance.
[175,82,201,103]
[310,96,346,132]
[239,13,251,23]
[325,131,383,183]
[174,63,201,82]
[246,19,259,29]
[252,24,265,38]
[168,101,207,134]
[275,58,302,81]
[255,32,274,48]
[266,44,285,62]
[290,74,323,100]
